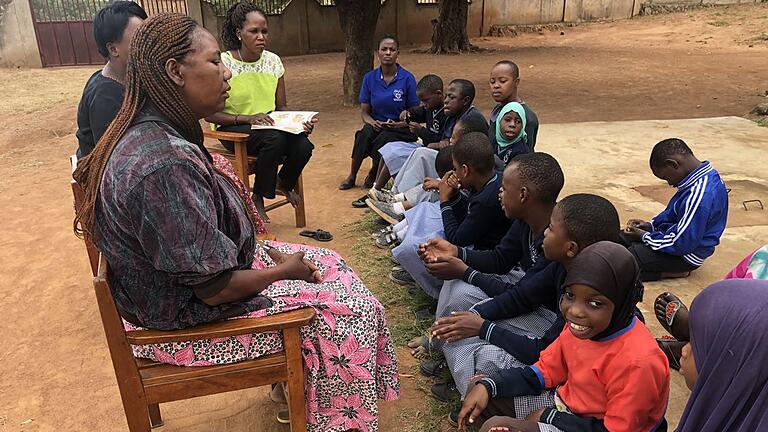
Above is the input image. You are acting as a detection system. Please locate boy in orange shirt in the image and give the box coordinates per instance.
[459,241,669,432]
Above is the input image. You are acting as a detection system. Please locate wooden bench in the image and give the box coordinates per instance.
[203,129,307,228]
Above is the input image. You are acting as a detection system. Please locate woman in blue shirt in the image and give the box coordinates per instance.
[339,35,420,191]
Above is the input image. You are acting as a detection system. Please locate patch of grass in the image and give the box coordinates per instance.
[756,117,768,127]
[706,20,730,27]
[343,212,454,430]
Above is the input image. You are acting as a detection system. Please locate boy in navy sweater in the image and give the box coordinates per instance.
[388,133,510,298]
[438,132,510,250]
[623,138,728,281]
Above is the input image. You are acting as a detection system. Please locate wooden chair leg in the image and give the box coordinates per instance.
[148,404,164,428]
[283,327,308,432]
[294,174,306,228]
[118,393,152,432]
[233,141,251,191]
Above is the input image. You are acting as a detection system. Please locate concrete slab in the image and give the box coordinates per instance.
[538,116,767,427]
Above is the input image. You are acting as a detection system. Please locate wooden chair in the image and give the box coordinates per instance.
[203,129,307,228]
[70,156,314,432]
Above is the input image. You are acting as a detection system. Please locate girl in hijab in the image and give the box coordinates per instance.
[677,279,768,431]
[495,102,530,165]
[457,241,669,432]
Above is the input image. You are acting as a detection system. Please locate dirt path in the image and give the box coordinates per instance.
[1,4,767,431]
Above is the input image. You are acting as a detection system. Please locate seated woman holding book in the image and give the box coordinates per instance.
[205,0,314,221]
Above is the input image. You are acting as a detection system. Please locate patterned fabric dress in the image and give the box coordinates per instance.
[724,244,768,280]
[127,242,400,431]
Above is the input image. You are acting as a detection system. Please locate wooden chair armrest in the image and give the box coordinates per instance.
[125,307,315,345]
[203,129,250,142]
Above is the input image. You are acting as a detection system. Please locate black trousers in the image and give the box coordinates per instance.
[622,236,700,282]
[218,125,313,199]
[351,123,417,165]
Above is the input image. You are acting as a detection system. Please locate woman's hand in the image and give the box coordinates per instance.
[365,118,384,132]
[244,113,275,126]
[458,383,490,430]
[302,117,318,134]
[431,311,484,342]
[267,247,289,264]
[278,252,322,283]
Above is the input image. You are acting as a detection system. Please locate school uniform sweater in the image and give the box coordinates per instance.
[470,261,567,363]
[443,106,488,139]
[642,161,728,267]
[457,219,544,280]
[407,105,447,145]
[440,173,510,250]
[480,318,670,432]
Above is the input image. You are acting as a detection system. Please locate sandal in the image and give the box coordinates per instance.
[375,231,399,249]
[654,292,690,341]
[656,336,685,371]
[299,229,333,242]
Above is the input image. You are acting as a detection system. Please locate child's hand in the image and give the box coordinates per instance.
[408,122,423,134]
[399,110,411,122]
[366,118,384,132]
[627,218,651,231]
[438,171,459,202]
[422,177,440,191]
[425,255,468,280]
[458,383,490,430]
[623,225,647,241]
[431,311,484,342]
[418,238,459,263]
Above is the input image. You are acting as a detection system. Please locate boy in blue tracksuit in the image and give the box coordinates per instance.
[623,138,728,281]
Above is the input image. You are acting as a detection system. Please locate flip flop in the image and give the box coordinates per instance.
[299,229,333,242]
[656,337,685,371]
[654,292,690,340]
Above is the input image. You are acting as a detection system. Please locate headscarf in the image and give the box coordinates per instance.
[563,241,641,339]
[677,279,768,432]
[495,101,527,149]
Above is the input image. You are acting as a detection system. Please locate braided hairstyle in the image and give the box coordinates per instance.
[74,13,219,241]
[220,1,268,51]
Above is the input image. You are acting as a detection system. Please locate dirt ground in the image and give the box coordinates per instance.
[1,3,767,431]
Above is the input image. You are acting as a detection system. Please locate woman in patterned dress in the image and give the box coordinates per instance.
[205,0,315,222]
[73,13,398,432]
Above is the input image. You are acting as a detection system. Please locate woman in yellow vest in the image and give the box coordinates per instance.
[206,1,314,222]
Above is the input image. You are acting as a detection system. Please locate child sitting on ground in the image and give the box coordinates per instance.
[496,102,531,165]
[387,133,511,298]
[460,241,670,432]
[366,114,490,221]
[358,80,488,209]
[489,60,539,151]
[623,138,728,281]
[372,74,446,190]
[372,146,454,248]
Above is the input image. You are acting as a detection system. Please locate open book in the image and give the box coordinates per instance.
[250,111,318,134]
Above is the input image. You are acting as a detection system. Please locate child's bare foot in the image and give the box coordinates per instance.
[654,292,689,341]
[407,335,432,359]
[251,193,271,223]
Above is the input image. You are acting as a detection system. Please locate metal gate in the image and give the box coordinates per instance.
[29,0,187,67]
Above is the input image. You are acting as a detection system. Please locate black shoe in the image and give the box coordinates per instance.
[338,177,355,190]
[420,359,447,377]
[389,266,416,287]
[448,408,460,427]
[352,194,369,208]
[431,381,460,402]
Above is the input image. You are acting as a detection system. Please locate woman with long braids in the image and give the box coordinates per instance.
[73,14,398,430]
[206,0,314,222]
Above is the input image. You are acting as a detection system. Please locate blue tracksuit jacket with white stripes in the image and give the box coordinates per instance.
[642,161,728,266]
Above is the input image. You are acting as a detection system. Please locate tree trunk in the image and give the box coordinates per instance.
[430,0,471,54]
[336,0,382,105]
